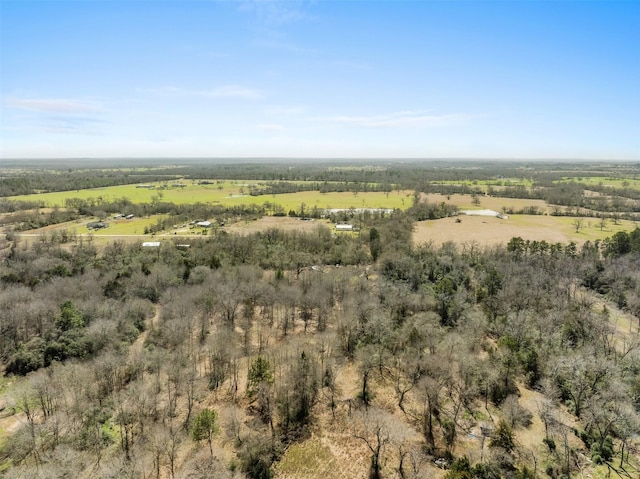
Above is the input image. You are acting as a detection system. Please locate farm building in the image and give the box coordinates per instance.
[196,221,212,228]
[326,208,394,215]
[142,242,161,247]
[335,224,354,231]
[460,209,508,219]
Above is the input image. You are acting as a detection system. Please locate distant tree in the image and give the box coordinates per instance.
[598,214,607,231]
[490,420,515,454]
[603,231,631,258]
[248,356,275,431]
[248,356,274,396]
[611,212,621,225]
[191,408,219,457]
[56,300,84,331]
[290,351,319,425]
[351,408,392,479]
[369,227,382,262]
[554,354,610,419]
[356,345,378,407]
[239,434,278,479]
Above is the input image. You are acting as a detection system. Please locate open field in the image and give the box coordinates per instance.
[221,216,334,235]
[429,177,535,188]
[13,215,337,246]
[556,176,640,190]
[6,180,410,212]
[413,214,638,247]
[93,215,170,235]
[21,212,637,249]
[12,201,639,249]
[422,193,549,212]
[18,215,168,237]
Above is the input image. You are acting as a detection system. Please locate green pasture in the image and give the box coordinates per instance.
[7,180,411,212]
[90,216,169,236]
[424,193,549,213]
[558,216,638,243]
[26,215,170,237]
[429,178,534,189]
[248,190,411,212]
[556,176,640,190]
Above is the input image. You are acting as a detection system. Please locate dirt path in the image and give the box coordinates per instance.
[0,378,26,444]
[130,304,161,356]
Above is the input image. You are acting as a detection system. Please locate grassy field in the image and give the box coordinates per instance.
[91,216,169,235]
[556,176,640,190]
[434,175,640,191]
[422,193,549,212]
[9,183,640,248]
[413,214,638,247]
[11,188,639,249]
[429,178,535,189]
[16,215,171,247]
[7,180,410,212]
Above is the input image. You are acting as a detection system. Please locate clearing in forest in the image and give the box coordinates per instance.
[413,214,638,247]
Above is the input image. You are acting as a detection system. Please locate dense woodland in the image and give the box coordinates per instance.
[0,162,639,478]
[0,214,639,477]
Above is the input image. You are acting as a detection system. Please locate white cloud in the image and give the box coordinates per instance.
[43,116,108,135]
[238,0,312,26]
[141,85,263,99]
[315,110,475,128]
[3,97,107,136]
[205,85,263,99]
[253,38,312,54]
[256,123,286,131]
[5,97,100,113]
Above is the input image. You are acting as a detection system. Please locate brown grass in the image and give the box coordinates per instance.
[413,215,570,248]
[223,216,333,235]
[422,193,549,213]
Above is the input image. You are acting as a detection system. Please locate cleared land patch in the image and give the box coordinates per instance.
[413,214,638,247]
[7,180,410,212]
[222,216,334,235]
[556,176,640,190]
[421,193,549,213]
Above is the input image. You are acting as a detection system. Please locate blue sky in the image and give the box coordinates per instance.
[1,0,639,159]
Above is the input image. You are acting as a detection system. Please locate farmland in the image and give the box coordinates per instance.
[1,161,640,479]
[6,180,409,212]
[555,176,640,190]
[8,182,638,248]
[413,213,638,247]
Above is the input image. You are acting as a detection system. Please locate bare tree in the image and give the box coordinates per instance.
[573,217,585,233]
[598,214,608,231]
[351,408,392,479]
